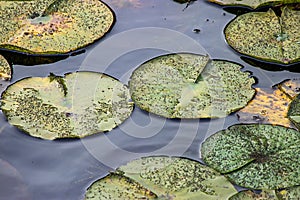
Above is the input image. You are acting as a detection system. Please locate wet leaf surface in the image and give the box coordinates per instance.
[85,156,237,199]
[208,0,300,9]
[225,7,300,64]
[201,124,300,189]
[1,71,134,140]
[0,0,115,54]
[237,79,300,128]
[129,53,255,118]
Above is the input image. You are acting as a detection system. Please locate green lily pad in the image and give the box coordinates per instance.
[1,71,133,140]
[229,190,278,200]
[208,0,300,9]
[129,53,255,118]
[110,156,236,199]
[225,7,300,64]
[229,186,300,200]
[288,94,300,129]
[0,55,11,81]
[0,0,114,54]
[85,173,157,199]
[201,124,300,189]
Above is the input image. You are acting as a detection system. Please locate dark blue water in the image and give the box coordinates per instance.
[0,1,299,199]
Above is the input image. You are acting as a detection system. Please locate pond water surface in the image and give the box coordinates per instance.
[0,0,299,200]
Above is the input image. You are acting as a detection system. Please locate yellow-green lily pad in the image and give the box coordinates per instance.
[208,0,300,9]
[0,55,11,81]
[85,156,237,199]
[129,53,255,118]
[225,7,300,64]
[1,71,134,140]
[201,124,300,189]
[0,0,115,54]
[85,173,157,200]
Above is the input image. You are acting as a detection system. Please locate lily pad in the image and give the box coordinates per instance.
[201,124,300,189]
[277,186,300,199]
[113,156,236,199]
[85,173,157,199]
[0,0,115,54]
[1,71,134,140]
[288,94,300,129]
[237,79,300,128]
[208,0,300,9]
[225,7,300,64]
[129,53,255,118]
[0,55,11,81]
[229,190,278,200]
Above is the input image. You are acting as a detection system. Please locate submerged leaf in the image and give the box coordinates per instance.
[1,72,133,140]
[208,0,300,9]
[201,124,300,189]
[225,7,300,64]
[0,0,114,54]
[129,53,255,118]
[116,156,237,199]
[85,174,157,200]
[237,78,300,128]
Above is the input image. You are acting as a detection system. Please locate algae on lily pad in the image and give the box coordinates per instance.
[106,156,237,199]
[85,174,157,200]
[288,94,300,129]
[201,124,300,189]
[1,71,133,140]
[208,0,300,9]
[0,0,114,54]
[129,53,255,118]
[225,7,300,64]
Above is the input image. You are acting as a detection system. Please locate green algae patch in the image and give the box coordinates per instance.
[208,0,300,9]
[225,7,300,64]
[0,0,115,54]
[85,173,157,200]
[201,124,300,189]
[0,55,11,81]
[1,71,134,140]
[288,94,300,129]
[129,53,255,118]
[85,156,237,199]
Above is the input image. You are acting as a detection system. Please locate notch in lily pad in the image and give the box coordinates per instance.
[201,124,300,189]
[85,156,237,199]
[129,53,255,119]
[225,7,300,64]
[0,0,115,55]
[1,71,134,140]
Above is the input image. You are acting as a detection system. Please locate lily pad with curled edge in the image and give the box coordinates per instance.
[288,94,300,129]
[115,156,237,199]
[208,0,300,9]
[201,124,300,189]
[225,7,300,64]
[0,0,115,54]
[129,53,255,118]
[237,79,300,128]
[85,173,157,200]
[0,71,134,140]
[0,55,11,81]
